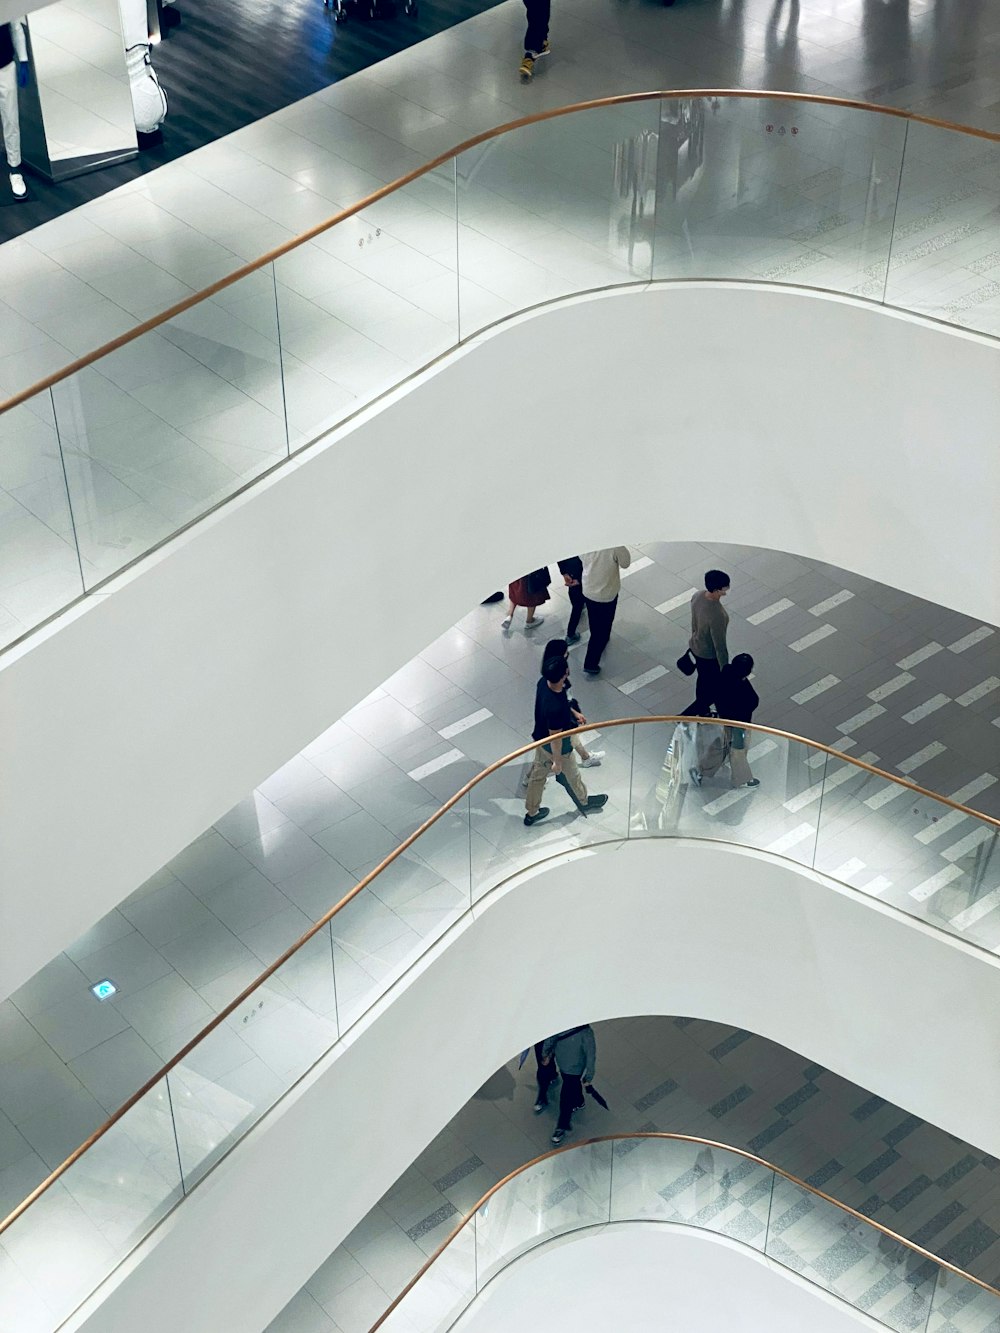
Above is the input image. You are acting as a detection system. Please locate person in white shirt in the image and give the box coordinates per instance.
[581,546,631,675]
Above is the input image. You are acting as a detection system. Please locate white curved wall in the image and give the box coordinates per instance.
[453,1226,882,1332]
[2,285,999,998]
[70,839,1000,1333]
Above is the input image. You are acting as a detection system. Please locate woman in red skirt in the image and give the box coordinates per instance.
[502,568,551,631]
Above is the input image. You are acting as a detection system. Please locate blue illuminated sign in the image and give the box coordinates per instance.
[90,979,117,1001]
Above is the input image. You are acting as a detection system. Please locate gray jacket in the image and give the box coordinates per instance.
[542,1025,597,1082]
[689,590,729,666]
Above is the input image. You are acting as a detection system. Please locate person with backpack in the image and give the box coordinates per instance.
[502,567,550,631]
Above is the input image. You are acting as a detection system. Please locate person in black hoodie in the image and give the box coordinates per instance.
[713,653,760,787]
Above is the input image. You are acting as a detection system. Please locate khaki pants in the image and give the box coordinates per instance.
[728,727,753,786]
[525,741,588,816]
[0,61,20,169]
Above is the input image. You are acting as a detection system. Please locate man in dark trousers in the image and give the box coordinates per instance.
[542,1025,597,1144]
[558,555,585,643]
[519,0,551,80]
[682,569,731,716]
[581,546,632,676]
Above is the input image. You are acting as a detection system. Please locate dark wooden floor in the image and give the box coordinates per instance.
[0,0,504,243]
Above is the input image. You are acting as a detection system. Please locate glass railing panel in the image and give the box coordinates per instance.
[473,728,633,901]
[378,1221,475,1333]
[886,119,1000,338]
[927,1266,1000,1331]
[766,1173,936,1330]
[0,1076,182,1331]
[274,164,458,451]
[652,96,907,298]
[630,721,821,872]
[170,924,338,1191]
[48,268,288,588]
[475,1140,611,1288]
[331,808,471,1031]
[813,775,1000,948]
[0,390,84,650]
[456,101,660,339]
[610,1137,772,1249]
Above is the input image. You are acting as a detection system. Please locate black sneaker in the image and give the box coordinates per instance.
[583,666,601,676]
[566,633,581,645]
[533,1100,547,1114]
[524,806,550,827]
[745,778,761,787]
[551,1128,567,1145]
[585,794,608,811]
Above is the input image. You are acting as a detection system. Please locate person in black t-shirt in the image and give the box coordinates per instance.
[524,659,608,826]
[557,556,586,643]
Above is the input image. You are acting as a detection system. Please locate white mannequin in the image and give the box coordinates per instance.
[119,0,167,135]
[0,17,27,198]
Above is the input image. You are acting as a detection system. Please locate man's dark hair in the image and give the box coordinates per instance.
[705,569,731,592]
[543,657,567,684]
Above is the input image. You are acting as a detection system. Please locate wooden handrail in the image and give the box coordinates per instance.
[1,89,998,416]
[0,714,996,1242]
[369,1131,1000,1329]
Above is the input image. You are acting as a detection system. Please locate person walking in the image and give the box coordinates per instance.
[681,569,731,715]
[524,658,608,826]
[581,546,631,676]
[691,653,760,788]
[503,567,550,631]
[542,638,604,768]
[519,0,551,80]
[541,1024,597,1144]
[533,1041,559,1113]
[557,556,586,644]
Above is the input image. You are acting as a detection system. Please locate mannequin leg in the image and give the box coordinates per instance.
[0,60,21,171]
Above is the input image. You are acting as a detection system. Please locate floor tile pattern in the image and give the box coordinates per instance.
[4,0,1000,645]
[267,1014,1000,1332]
[1,540,997,1329]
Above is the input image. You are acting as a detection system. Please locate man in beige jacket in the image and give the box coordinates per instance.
[581,546,631,675]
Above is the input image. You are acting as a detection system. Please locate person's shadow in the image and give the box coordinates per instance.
[766,0,801,68]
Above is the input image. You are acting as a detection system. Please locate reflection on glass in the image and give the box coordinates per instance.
[275,165,459,451]
[766,1174,935,1330]
[653,95,907,296]
[886,121,1000,339]
[472,726,632,902]
[171,925,337,1190]
[379,1220,475,1332]
[457,101,660,339]
[0,1078,183,1331]
[630,721,822,871]
[0,390,84,650]
[49,269,288,587]
[475,1140,611,1287]
[611,1137,772,1250]
[927,1265,1000,1330]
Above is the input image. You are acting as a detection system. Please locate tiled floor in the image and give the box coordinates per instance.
[266,1014,1000,1332]
[4,0,1000,645]
[1,540,997,1329]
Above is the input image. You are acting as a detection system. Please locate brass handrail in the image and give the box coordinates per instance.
[1,716,996,1244]
[369,1131,1000,1330]
[1,88,999,417]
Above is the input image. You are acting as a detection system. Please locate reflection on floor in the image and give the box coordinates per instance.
[4,0,1000,645]
[0,541,997,1327]
[267,1014,1000,1332]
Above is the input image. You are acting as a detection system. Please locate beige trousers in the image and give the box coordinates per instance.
[525,742,588,816]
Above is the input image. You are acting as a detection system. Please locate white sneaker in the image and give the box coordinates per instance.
[9,171,26,198]
[580,751,605,768]
[525,616,545,629]
[501,616,512,629]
